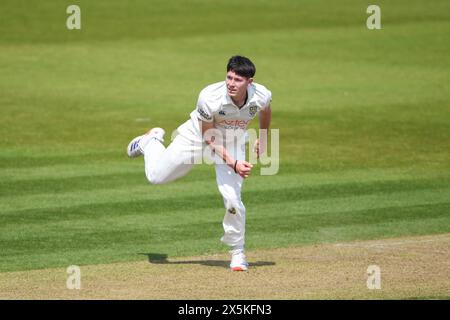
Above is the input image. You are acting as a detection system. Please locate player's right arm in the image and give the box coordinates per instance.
[195,89,252,178]
[200,120,253,178]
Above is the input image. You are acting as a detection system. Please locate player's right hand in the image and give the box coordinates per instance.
[236,160,253,178]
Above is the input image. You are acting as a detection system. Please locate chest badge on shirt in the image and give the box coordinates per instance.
[249,105,258,117]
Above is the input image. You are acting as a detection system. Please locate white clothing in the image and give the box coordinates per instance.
[142,135,246,247]
[177,81,272,140]
[143,81,272,248]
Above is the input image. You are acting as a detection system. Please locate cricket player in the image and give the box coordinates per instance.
[126,55,272,271]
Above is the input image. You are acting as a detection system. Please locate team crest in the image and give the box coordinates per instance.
[228,207,236,215]
[249,105,257,117]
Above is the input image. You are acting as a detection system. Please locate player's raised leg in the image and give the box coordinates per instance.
[127,128,203,185]
[144,134,200,184]
[127,127,165,158]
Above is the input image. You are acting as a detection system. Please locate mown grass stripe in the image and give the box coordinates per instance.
[1,176,449,222]
[248,202,450,233]
[1,187,449,243]
[3,207,450,257]
[0,161,141,182]
[0,172,146,198]
[2,155,449,182]
[1,164,447,192]
[1,168,448,199]
[0,150,120,169]
[246,220,450,252]
[2,165,449,211]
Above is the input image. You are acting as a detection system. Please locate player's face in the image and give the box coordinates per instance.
[226,71,252,99]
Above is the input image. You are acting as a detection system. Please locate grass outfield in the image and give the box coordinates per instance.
[1,0,450,274]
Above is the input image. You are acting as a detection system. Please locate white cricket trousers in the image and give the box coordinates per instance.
[142,133,246,248]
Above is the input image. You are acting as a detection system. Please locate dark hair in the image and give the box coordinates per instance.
[227,55,256,78]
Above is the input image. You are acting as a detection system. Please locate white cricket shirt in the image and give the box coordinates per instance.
[177,81,272,141]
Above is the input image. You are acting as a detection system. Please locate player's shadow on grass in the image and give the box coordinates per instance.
[140,253,275,269]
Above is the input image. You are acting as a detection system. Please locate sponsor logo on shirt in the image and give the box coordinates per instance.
[217,119,251,129]
[197,106,212,121]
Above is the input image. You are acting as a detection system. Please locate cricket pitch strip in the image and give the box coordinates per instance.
[1,234,449,299]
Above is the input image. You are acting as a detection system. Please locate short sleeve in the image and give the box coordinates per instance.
[196,93,214,122]
[261,89,272,109]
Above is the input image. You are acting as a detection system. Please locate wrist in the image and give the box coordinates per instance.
[233,160,238,173]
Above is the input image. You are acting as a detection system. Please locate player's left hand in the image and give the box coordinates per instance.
[236,160,253,178]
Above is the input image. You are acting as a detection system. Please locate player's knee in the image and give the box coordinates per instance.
[226,199,245,213]
[146,172,166,185]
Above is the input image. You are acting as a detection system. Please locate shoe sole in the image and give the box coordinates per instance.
[231,266,248,272]
[127,136,143,158]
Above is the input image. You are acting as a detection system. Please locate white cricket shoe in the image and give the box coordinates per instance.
[126,127,165,158]
[230,250,249,272]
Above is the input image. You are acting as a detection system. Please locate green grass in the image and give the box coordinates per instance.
[1,0,450,272]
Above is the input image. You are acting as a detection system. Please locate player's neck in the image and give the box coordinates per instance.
[231,91,248,109]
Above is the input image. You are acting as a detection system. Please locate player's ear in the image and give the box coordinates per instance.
[247,78,253,85]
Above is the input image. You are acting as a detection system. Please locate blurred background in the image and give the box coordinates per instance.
[1,0,449,273]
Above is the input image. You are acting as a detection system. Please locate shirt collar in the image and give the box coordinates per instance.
[223,83,256,107]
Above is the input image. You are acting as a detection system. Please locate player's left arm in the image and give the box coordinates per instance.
[200,120,253,178]
[254,105,271,158]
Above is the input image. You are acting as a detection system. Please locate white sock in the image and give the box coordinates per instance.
[230,245,244,255]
